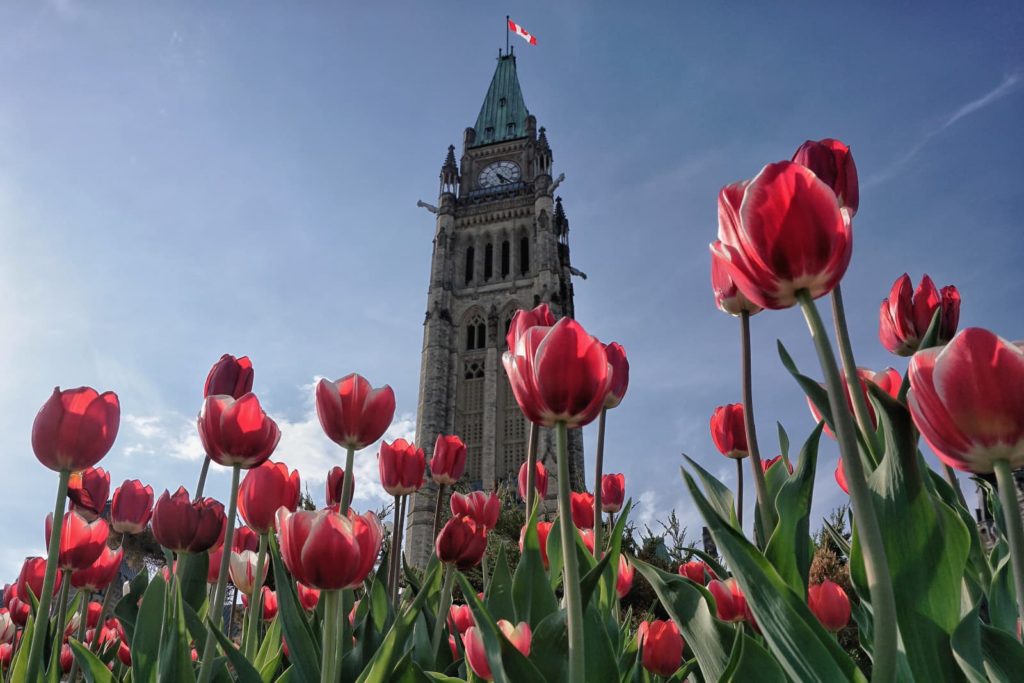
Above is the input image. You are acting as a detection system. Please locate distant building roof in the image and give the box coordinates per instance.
[471,54,529,148]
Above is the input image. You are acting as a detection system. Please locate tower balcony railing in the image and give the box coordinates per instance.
[462,181,533,203]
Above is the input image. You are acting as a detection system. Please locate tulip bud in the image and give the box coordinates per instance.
[203,354,254,399]
[711,249,762,316]
[601,473,625,513]
[117,641,131,667]
[603,342,629,409]
[448,603,474,635]
[296,582,320,611]
[111,479,154,535]
[517,460,549,500]
[315,374,396,450]
[238,461,300,533]
[86,601,103,628]
[791,138,859,216]
[835,460,849,494]
[879,274,961,356]
[570,491,595,529]
[45,510,109,571]
[708,578,747,623]
[450,491,500,531]
[68,467,110,521]
[520,521,553,570]
[18,557,60,603]
[276,508,372,590]
[678,560,716,584]
[710,404,747,459]
[436,516,487,569]
[430,434,467,485]
[198,393,281,469]
[616,556,634,599]
[31,386,120,472]
[229,550,268,597]
[637,620,684,677]
[151,487,226,554]
[808,367,901,439]
[578,528,596,555]
[325,466,352,508]
[464,621,531,681]
[233,525,260,553]
[808,579,851,632]
[60,644,73,673]
[378,439,425,496]
[760,456,793,475]
[243,586,278,621]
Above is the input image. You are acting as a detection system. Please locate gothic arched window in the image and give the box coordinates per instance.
[501,240,510,277]
[464,313,486,351]
[465,246,475,285]
[457,313,488,485]
[484,243,494,281]
[519,237,530,275]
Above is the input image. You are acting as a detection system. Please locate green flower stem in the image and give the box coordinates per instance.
[431,565,456,662]
[195,455,212,499]
[391,494,403,602]
[391,495,407,606]
[735,458,744,529]
[831,284,882,464]
[740,309,774,535]
[197,463,241,683]
[525,422,539,515]
[340,447,356,516]
[24,467,70,683]
[67,588,90,682]
[556,421,585,682]
[592,408,608,558]
[321,590,340,683]
[994,459,1024,638]
[53,570,71,658]
[799,290,897,683]
[244,533,269,658]
[481,537,490,591]
[432,484,447,540]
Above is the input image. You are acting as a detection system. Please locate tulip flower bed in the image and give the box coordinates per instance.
[3,138,1024,683]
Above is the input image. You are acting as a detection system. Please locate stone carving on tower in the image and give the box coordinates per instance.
[405,51,585,567]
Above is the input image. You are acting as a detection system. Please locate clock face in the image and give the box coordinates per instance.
[478,160,522,188]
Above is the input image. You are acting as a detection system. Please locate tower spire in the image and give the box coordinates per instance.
[471,53,529,148]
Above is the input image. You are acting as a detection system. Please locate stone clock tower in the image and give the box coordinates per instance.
[405,51,585,567]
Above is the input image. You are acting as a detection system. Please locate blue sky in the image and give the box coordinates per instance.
[1,1,1022,576]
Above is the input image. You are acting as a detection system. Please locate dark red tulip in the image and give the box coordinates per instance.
[808,579,851,632]
[204,354,254,399]
[570,491,595,529]
[711,161,851,310]
[276,508,369,590]
[111,479,154,535]
[835,460,849,494]
[198,393,280,469]
[315,374,395,450]
[117,641,131,667]
[232,525,259,553]
[505,304,555,351]
[518,460,549,500]
[348,510,384,588]
[603,342,629,409]
[67,467,110,521]
[296,582,320,611]
[601,473,625,513]
[238,461,300,534]
[710,404,748,459]
[207,545,224,584]
[31,386,120,472]
[436,516,487,569]
[378,439,425,496]
[448,603,474,635]
[761,456,793,475]
[616,556,634,599]
[678,560,716,584]
[464,621,531,681]
[637,619,684,677]
[46,510,109,571]
[520,521,553,569]
[325,466,352,508]
[711,249,762,317]
[708,578,747,623]
[430,434,467,486]
[60,644,73,673]
[18,557,61,602]
[450,491,500,530]
[909,328,1024,473]
[808,367,901,438]
[879,273,961,357]
[151,487,226,554]
[70,545,123,591]
[503,318,612,428]
[86,601,102,628]
[791,138,859,216]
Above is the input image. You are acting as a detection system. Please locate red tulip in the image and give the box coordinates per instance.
[378,439,425,496]
[0,643,12,669]
[315,374,396,450]
[616,556,634,598]
[7,598,29,628]
[95,617,125,651]
[296,582,320,611]
[601,473,625,513]
[204,354,254,399]
[70,545,123,591]
[502,317,612,428]
[448,634,460,660]
[325,466,352,508]
[60,644,73,673]
[517,460,549,500]
[708,578,747,622]
[761,456,793,475]
[569,491,595,529]
[710,404,748,458]
[909,328,1024,473]
[0,609,14,644]
[18,557,61,602]
[791,138,859,216]
[117,641,131,667]
[229,550,267,596]
[448,603,474,635]
[233,524,260,553]
[436,516,487,569]
[86,600,103,628]
[879,274,961,356]
[637,619,684,677]
[430,434,467,486]
[808,579,851,632]
[276,508,368,590]
[348,509,384,588]
[450,491,500,530]
[808,366,901,438]
[68,467,110,521]
[464,621,531,681]
[238,460,300,533]
[207,545,224,583]
[710,161,851,310]
[578,528,596,554]
[835,460,849,494]
[520,521,553,569]
[603,342,629,409]
[242,586,278,621]
[678,561,716,584]
[31,386,120,472]
[711,249,762,316]
[111,479,154,535]
[46,510,109,571]
[151,487,226,554]
[505,304,555,351]
[198,393,280,469]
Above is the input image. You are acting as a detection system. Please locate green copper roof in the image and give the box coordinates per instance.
[471,54,529,147]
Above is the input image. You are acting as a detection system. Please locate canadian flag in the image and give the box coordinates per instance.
[508,18,537,45]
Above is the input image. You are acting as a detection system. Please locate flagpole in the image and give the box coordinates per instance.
[506,15,510,55]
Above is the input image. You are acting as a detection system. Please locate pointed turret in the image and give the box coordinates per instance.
[536,126,552,177]
[471,54,529,147]
[439,145,459,196]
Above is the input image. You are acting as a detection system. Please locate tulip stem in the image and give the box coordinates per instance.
[340,447,356,516]
[735,459,744,529]
[321,590,340,683]
[390,495,402,603]
[432,484,446,542]
[831,285,882,464]
[431,565,455,661]
[481,536,490,591]
[195,455,212,499]
[799,290,897,683]
[994,460,1024,640]
[556,421,585,683]
[68,589,89,682]
[592,407,607,558]
[25,468,70,683]
[740,309,774,537]
[390,495,407,606]
[244,534,269,658]
[525,422,539,515]
[53,569,71,651]
[197,464,241,683]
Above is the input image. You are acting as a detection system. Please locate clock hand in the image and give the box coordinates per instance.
[496,173,509,183]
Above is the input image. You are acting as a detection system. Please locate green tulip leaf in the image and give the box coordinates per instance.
[952,603,1024,683]
[720,629,787,683]
[486,543,516,623]
[527,610,568,683]
[208,620,263,683]
[132,573,166,683]
[177,551,211,613]
[68,639,115,683]
[582,604,619,683]
[267,533,321,683]
[512,504,558,628]
[682,455,739,531]
[777,340,833,432]
[158,576,196,683]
